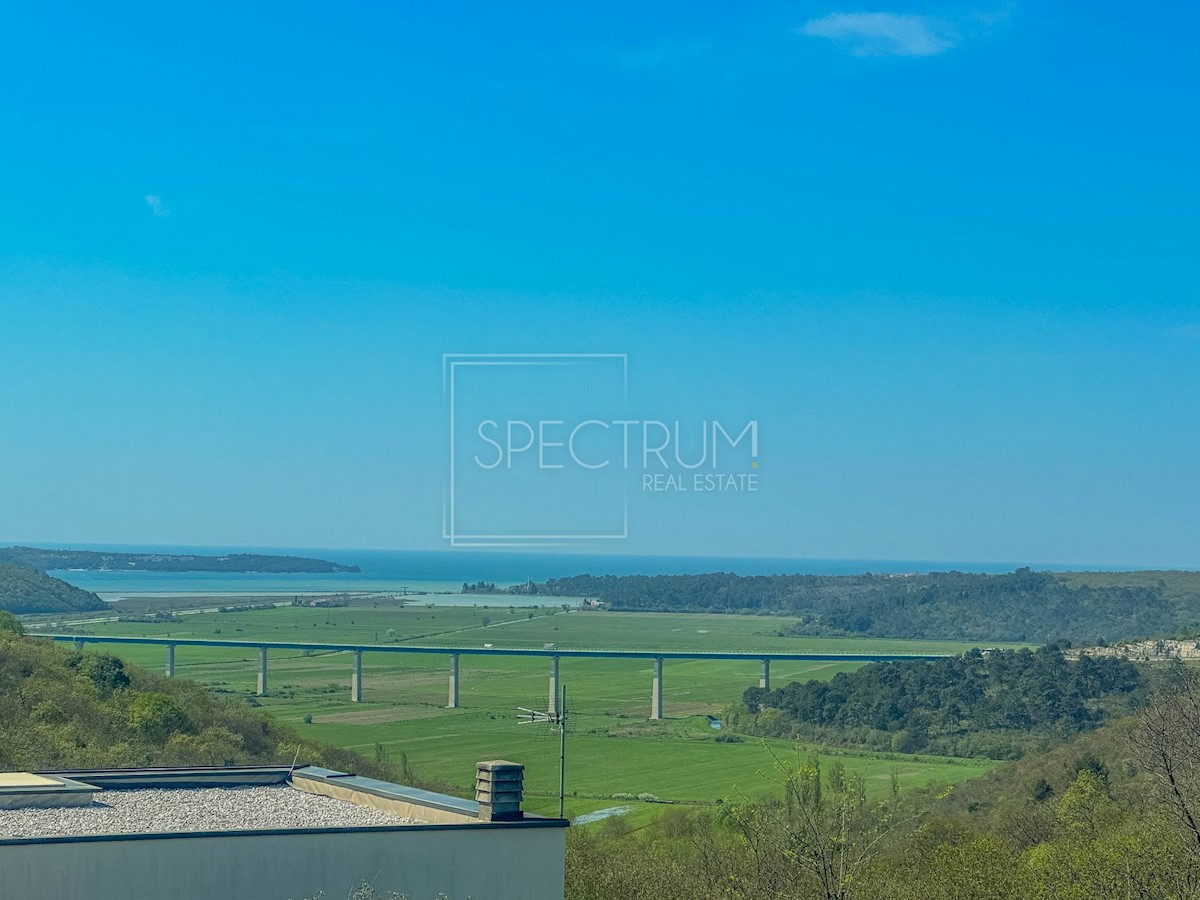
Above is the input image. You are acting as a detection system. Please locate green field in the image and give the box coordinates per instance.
[50,601,1007,823]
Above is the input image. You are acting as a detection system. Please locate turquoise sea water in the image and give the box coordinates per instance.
[32,544,1136,597]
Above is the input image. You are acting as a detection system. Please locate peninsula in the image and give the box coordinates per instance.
[0,546,360,574]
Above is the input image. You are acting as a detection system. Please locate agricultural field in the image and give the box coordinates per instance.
[46,600,1010,823]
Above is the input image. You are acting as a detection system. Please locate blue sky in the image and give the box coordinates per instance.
[1,2,1197,566]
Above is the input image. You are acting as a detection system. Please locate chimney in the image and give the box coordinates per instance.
[475,760,524,821]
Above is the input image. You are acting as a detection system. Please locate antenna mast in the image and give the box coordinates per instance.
[517,682,568,819]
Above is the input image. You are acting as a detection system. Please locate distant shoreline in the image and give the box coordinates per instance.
[0,546,359,574]
[9,542,1189,575]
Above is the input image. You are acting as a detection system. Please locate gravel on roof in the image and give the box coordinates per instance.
[0,785,424,839]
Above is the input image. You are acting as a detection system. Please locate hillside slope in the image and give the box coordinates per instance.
[529,568,1200,643]
[738,646,1142,758]
[0,562,107,614]
[0,616,389,777]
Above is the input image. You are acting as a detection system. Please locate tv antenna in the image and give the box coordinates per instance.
[517,683,569,819]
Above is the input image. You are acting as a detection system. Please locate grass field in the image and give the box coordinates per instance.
[51,600,1008,823]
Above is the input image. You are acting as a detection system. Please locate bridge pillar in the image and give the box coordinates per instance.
[166,644,176,678]
[351,650,363,702]
[651,657,663,720]
[257,647,268,696]
[448,653,460,708]
[760,658,770,690]
[549,656,560,714]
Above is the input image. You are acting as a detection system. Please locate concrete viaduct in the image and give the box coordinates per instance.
[35,634,951,720]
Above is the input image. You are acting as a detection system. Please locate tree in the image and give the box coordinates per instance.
[1127,661,1200,850]
[72,653,131,694]
[1055,770,1118,839]
[706,749,919,900]
[128,692,192,741]
[0,610,24,636]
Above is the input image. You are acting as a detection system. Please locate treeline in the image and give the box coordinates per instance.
[462,581,500,593]
[567,664,1200,900]
[530,568,1195,642]
[737,647,1141,759]
[0,561,107,614]
[0,545,360,573]
[0,613,389,778]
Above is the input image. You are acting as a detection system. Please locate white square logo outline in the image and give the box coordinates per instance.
[442,353,629,547]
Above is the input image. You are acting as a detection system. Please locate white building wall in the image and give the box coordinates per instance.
[1,824,565,900]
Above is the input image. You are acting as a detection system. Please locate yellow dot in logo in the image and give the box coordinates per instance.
[751,461,759,469]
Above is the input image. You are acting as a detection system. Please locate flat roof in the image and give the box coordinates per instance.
[0,785,424,839]
[0,774,59,788]
[0,773,100,810]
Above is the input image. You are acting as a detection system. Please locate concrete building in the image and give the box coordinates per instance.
[0,761,566,900]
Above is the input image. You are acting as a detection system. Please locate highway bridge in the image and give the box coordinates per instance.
[33,633,952,719]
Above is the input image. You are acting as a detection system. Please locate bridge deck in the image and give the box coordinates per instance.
[32,634,950,661]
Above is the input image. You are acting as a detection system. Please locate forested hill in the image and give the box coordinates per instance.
[528,568,1200,643]
[737,646,1142,759]
[0,562,107,614]
[0,613,388,777]
[0,546,360,573]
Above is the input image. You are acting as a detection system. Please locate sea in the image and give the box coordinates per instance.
[26,543,1142,601]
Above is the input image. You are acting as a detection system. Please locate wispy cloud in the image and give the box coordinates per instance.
[799,12,958,57]
[799,6,1014,58]
[144,194,170,218]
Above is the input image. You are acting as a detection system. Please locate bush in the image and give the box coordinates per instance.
[601,815,631,839]
[166,726,245,766]
[0,633,407,780]
[656,807,700,838]
[128,693,192,741]
[72,653,131,694]
[0,611,25,636]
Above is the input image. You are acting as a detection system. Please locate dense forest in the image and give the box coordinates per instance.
[0,562,107,614]
[737,647,1142,758]
[0,545,360,573]
[567,663,1200,900]
[528,568,1199,642]
[0,613,392,777]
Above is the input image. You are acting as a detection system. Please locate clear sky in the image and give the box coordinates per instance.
[1,2,1197,566]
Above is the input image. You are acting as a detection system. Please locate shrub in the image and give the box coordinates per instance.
[128,692,192,741]
[73,653,131,694]
[0,611,25,637]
